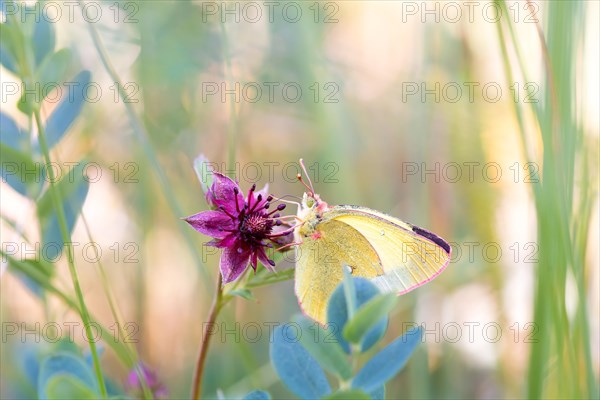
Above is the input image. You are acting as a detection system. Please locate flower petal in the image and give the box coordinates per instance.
[184,210,234,239]
[207,172,244,213]
[220,243,251,283]
[209,234,237,248]
[256,246,276,272]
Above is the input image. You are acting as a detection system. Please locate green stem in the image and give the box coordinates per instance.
[191,273,224,400]
[33,110,107,397]
[80,216,154,400]
[3,250,136,368]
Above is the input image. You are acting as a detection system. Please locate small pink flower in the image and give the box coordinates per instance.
[185,172,293,283]
[126,364,168,399]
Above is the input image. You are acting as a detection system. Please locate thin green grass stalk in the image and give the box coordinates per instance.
[80,216,154,400]
[31,110,107,398]
[497,0,596,397]
[572,147,598,397]
[2,250,140,367]
[77,0,211,290]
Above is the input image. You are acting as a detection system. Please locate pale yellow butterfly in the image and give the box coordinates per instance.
[291,160,452,324]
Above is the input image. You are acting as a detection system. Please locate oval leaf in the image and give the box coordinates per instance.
[0,143,42,197]
[293,314,352,380]
[270,326,331,399]
[369,385,385,400]
[327,278,388,353]
[45,375,98,400]
[242,390,271,400]
[351,327,423,393]
[37,161,90,260]
[33,17,56,66]
[38,352,99,399]
[322,390,370,400]
[0,23,19,74]
[0,111,23,149]
[342,294,396,345]
[44,70,91,148]
[35,48,72,103]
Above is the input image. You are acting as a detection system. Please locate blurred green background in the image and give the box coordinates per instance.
[1,0,598,398]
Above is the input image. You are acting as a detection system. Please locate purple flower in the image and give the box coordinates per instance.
[185,172,293,283]
[126,364,168,399]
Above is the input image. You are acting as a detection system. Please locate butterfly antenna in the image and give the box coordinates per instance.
[298,158,315,196]
[271,195,302,208]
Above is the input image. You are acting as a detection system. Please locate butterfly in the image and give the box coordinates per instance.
[291,160,452,324]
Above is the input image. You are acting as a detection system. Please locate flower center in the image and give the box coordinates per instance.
[240,212,273,238]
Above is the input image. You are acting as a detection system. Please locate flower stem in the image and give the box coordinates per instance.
[191,273,224,400]
[33,109,108,398]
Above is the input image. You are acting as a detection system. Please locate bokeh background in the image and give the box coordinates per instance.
[1,0,599,398]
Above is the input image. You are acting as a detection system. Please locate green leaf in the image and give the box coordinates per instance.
[327,278,388,353]
[322,389,370,400]
[342,268,357,318]
[37,49,71,89]
[342,294,396,345]
[351,327,423,393]
[37,161,90,260]
[227,288,255,301]
[369,385,385,400]
[44,70,91,148]
[270,326,331,399]
[0,22,20,74]
[194,153,215,195]
[293,314,352,380]
[0,111,24,149]
[8,258,53,298]
[0,143,43,197]
[246,267,294,289]
[45,375,98,399]
[38,352,99,399]
[242,390,271,400]
[32,17,56,67]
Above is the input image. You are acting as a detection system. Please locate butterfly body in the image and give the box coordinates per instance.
[294,192,451,324]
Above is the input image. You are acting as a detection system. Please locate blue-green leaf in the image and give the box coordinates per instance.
[342,294,396,345]
[33,17,55,66]
[351,327,423,393]
[10,258,53,298]
[369,385,385,400]
[327,278,388,353]
[270,326,331,399]
[323,390,370,400]
[0,111,23,149]
[37,352,99,399]
[292,314,352,379]
[44,375,98,399]
[0,22,19,74]
[45,70,91,148]
[242,390,271,400]
[0,143,42,197]
[37,161,90,260]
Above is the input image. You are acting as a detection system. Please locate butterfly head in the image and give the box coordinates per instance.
[297,159,329,216]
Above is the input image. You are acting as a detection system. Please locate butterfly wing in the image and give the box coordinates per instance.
[294,219,382,324]
[294,205,451,323]
[327,205,451,295]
